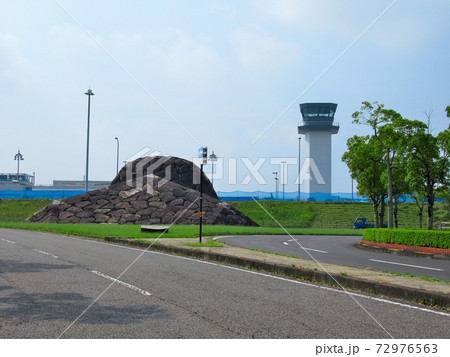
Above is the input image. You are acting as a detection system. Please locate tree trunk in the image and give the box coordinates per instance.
[386,152,393,229]
[427,203,433,230]
[372,201,379,228]
[393,196,399,228]
[379,197,386,228]
[418,207,423,229]
[425,182,434,230]
[414,197,424,229]
[448,193,450,221]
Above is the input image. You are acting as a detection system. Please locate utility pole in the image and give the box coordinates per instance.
[84,88,94,192]
[198,147,207,243]
[298,136,301,201]
[209,150,217,186]
[115,137,120,175]
[281,161,286,200]
[14,150,24,177]
[272,172,278,199]
[351,178,354,202]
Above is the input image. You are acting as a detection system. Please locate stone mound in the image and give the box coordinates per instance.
[27,156,257,226]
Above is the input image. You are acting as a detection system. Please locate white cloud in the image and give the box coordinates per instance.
[252,0,442,54]
[0,32,37,88]
[252,0,336,29]
[365,10,431,52]
[209,0,237,21]
[109,29,228,93]
[229,24,300,71]
[163,30,228,91]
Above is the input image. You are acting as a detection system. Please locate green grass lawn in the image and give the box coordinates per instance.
[0,199,51,222]
[0,222,360,239]
[228,200,425,229]
[0,198,442,240]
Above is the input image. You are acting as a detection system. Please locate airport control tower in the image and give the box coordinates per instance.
[298,103,339,194]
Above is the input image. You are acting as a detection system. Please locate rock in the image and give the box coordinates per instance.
[76,211,93,218]
[94,214,110,223]
[139,207,158,217]
[75,201,91,208]
[27,155,257,226]
[119,188,141,199]
[96,198,110,207]
[94,208,111,214]
[115,202,131,210]
[169,198,184,207]
[162,215,174,224]
[131,201,149,210]
[58,212,74,220]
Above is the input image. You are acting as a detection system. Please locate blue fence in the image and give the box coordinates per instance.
[0,189,417,203]
[216,191,369,202]
[0,190,85,199]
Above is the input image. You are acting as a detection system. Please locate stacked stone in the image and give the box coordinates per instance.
[27,156,256,226]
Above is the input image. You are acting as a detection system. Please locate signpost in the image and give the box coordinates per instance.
[198,147,207,243]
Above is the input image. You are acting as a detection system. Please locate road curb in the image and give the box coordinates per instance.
[354,241,450,261]
[103,237,450,309]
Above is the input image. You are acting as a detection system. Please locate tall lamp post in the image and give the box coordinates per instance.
[115,137,120,176]
[209,150,217,186]
[14,150,24,178]
[281,161,286,200]
[84,88,94,192]
[351,178,354,202]
[298,136,301,201]
[272,172,278,200]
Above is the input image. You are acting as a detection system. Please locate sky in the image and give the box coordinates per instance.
[1,0,449,193]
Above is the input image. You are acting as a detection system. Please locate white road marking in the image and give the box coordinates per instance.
[303,247,328,254]
[32,249,59,259]
[345,237,362,239]
[212,235,233,241]
[1,238,16,244]
[91,270,152,296]
[18,231,449,317]
[369,259,444,272]
[309,237,329,240]
[285,239,328,253]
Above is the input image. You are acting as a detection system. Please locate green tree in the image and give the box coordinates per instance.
[435,106,450,219]
[352,102,402,229]
[397,117,448,230]
[342,135,386,227]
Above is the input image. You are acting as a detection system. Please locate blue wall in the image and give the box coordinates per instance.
[0,190,85,199]
[0,189,418,203]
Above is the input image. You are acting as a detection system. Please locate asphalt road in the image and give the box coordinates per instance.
[218,235,450,280]
[0,229,448,338]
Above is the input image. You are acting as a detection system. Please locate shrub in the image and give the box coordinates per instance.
[362,229,450,249]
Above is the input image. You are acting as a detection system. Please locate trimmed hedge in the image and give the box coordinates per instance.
[362,229,450,249]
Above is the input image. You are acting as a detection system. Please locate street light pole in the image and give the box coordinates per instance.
[272,172,278,200]
[298,136,301,201]
[14,150,24,177]
[115,137,120,176]
[84,88,94,192]
[281,161,286,200]
[351,178,354,202]
[209,150,218,186]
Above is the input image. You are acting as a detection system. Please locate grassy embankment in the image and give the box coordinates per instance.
[228,200,432,229]
[0,198,446,239]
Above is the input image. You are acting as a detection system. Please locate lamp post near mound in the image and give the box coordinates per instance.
[209,150,217,186]
[273,172,278,199]
[198,147,207,243]
[115,137,120,175]
[84,88,94,192]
